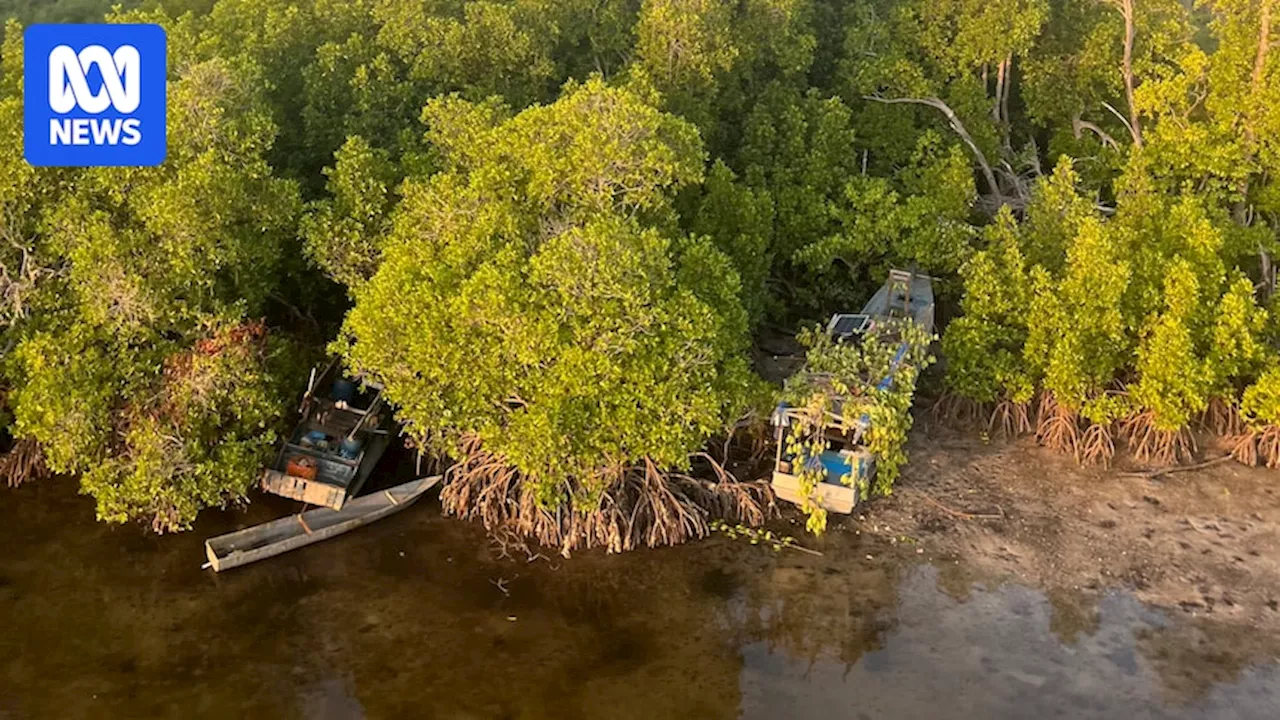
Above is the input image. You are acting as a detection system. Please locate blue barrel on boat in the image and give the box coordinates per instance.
[339,437,363,459]
[817,449,874,484]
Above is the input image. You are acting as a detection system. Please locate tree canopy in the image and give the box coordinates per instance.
[4,0,1280,533]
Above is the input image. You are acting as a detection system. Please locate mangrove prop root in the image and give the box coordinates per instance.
[439,437,777,556]
[1201,397,1244,436]
[1078,422,1115,467]
[1120,411,1196,466]
[929,393,987,428]
[1229,431,1260,466]
[0,438,49,487]
[1035,394,1079,455]
[1246,426,1280,468]
[987,400,1032,439]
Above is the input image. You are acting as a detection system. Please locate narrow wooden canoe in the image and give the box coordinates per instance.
[203,475,441,572]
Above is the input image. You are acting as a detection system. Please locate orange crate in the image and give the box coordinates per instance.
[285,455,318,481]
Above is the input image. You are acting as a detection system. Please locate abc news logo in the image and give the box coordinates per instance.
[24,24,166,167]
[48,44,143,146]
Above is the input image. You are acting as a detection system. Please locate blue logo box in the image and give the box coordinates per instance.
[24,24,167,167]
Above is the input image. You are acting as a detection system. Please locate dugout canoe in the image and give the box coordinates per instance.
[203,475,441,572]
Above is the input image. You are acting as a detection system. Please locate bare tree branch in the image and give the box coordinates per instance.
[1100,101,1139,145]
[1000,53,1013,128]
[864,94,1004,206]
[1072,113,1120,150]
[0,203,53,329]
[993,57,1007,123]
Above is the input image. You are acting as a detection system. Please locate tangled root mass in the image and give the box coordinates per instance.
[0,438,49,487]
[439,438,776,556]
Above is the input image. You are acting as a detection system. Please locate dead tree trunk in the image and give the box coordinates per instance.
[993,59,1006,122]
[1118,0,1143,147]
[1250,1,1274,296]
[1255,0,1273,92]
[1000,53,1013,127]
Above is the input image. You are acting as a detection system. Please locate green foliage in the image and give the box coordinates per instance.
[690,160,774,325]
[79,324,301,531]
[335,79,756,510]
[1024,215,1131,411]
[796,132,977,283]
[1208,274,1270,392]
[1130,258,1209,430]
[1020,157,1096,271]
[636,0,738,120]
[942,208,1032,404]
[1242,366,1280,429]
[8,0,1280,530]
[0,0,141,24]
[302,136,399,288]
[0,13,303,528]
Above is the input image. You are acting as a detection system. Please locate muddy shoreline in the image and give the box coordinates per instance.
[862,423,1280,629]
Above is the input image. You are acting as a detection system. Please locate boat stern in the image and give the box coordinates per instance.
[204,540,222,572]
[260,469,346,510]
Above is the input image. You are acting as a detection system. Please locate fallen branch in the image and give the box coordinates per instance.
[1120,454,1233,480]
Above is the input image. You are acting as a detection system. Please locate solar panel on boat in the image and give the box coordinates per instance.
[827,313,871,341]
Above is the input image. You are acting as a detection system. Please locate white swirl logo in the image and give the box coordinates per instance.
[47,44,140,114]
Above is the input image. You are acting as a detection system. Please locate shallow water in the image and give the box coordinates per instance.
[1,475,1277,719]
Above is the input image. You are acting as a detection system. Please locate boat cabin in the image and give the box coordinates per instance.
[260,361,392,510]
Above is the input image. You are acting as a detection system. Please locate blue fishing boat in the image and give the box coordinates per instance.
[770,269,935,513]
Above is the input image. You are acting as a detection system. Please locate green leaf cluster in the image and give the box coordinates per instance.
[0,15,305,528]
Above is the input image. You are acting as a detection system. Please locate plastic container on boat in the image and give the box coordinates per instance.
[300,430,328,447]
[286,455,318,481]
[811,449,873,485]
[339,437,363,459]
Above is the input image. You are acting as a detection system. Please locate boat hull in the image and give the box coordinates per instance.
[204,475,441,572]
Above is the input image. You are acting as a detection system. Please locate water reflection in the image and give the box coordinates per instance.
[739,567,1278,719]
[1,480,1277,719]
[296,675,364,720]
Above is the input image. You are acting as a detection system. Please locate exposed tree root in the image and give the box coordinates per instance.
[1230,426,1280,468]
[1120,411,1196,465]
[1120,454,1232,479]
[439,437,776,556]
[0,437,49,487]
[1201,397,1244,436]
[929,392,987,428]
[1261,426,1280,468]
[1035,393,1079,455]
[987,399,1032,439]
[1078,422,1115,466]
[1229,431,1260,466]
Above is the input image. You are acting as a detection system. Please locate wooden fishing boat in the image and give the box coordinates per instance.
[770,269,936,514]
[259,360,393,510]
[203,475,441,572]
